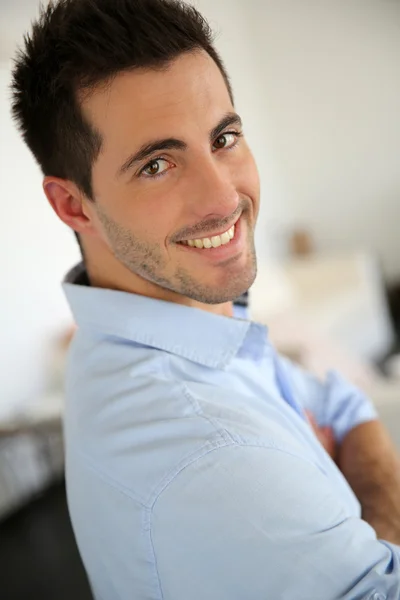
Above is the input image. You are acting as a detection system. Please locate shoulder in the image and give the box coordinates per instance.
[150,442,382,600]
[65,332,310,505]
[65,369,304,511]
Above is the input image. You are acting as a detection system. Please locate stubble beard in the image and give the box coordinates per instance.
[96,206,257,305]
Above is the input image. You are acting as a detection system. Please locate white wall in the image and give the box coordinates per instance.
[0,64,79,418]
[2,0,400,415]
[245,0,400,280]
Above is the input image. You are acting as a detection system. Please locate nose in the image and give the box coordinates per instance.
[188,155,239,220]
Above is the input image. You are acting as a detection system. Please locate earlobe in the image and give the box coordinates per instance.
[43,176,93,234]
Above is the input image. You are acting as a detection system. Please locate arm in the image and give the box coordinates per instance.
[339,419,400,544]
[152,444,400,599]
[276,354,400,542]
[275,354,378,443]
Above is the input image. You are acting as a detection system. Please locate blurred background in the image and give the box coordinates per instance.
[1,1,400,598]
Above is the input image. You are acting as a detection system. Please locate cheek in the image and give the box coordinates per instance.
[234,150,260,202]
[114,186,180,242]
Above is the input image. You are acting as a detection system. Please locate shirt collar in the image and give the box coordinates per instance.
[63,263,255,370]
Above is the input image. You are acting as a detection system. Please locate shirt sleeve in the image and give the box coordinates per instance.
[152,443,400,600]
[275,353,378,443]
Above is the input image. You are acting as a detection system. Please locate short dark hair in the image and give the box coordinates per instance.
[11,0,233,200]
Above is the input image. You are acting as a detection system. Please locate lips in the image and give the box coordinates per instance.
[181,224,235,249]
[177,214,245,264]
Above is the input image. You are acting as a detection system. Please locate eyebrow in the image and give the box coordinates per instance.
[117,112,243,178]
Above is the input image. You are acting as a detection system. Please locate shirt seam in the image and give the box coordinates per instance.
[65,373,239,510]
[145,438,239,600]
[146,506,165,600]
[66,450,164,600]
[180,381,237,444]
[147,441,332,600]
[72,440,241,600]
[71,440,328,600]
[149,441,327,512]
[67,432,238,510]
[161,359,238,445]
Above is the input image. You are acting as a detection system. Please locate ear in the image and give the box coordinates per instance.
[43,176,97,236]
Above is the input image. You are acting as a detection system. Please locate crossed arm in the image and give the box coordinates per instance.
[279,354,400,544]
[339,420,400,544]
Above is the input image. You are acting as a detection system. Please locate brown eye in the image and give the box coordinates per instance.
[145,161,160,175]
[141,158,170,178]
[214,135,228,149]
[212,132,240,152]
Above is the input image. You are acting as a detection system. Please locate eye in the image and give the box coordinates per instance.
[140,158,171,178]
[213,131,242,152]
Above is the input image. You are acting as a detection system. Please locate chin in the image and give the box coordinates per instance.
[190,259,257,305]
[219,252,257,297]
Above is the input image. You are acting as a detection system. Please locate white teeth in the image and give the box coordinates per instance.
[183,223,236,249]
[211,236,222,248]
[220,232,230,245]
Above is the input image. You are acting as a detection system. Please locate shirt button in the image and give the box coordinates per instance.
[372,593,386,600]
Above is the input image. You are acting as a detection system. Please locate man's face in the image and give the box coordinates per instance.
[82,50,260,305]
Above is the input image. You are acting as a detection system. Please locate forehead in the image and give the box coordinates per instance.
[82,51,233,148]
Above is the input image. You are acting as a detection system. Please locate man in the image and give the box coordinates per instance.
[11,0,400,598]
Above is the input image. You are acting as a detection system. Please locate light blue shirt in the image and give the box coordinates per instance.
[63,264,400,600]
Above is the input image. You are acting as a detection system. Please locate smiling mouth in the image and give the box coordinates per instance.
[179,223,236,249]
